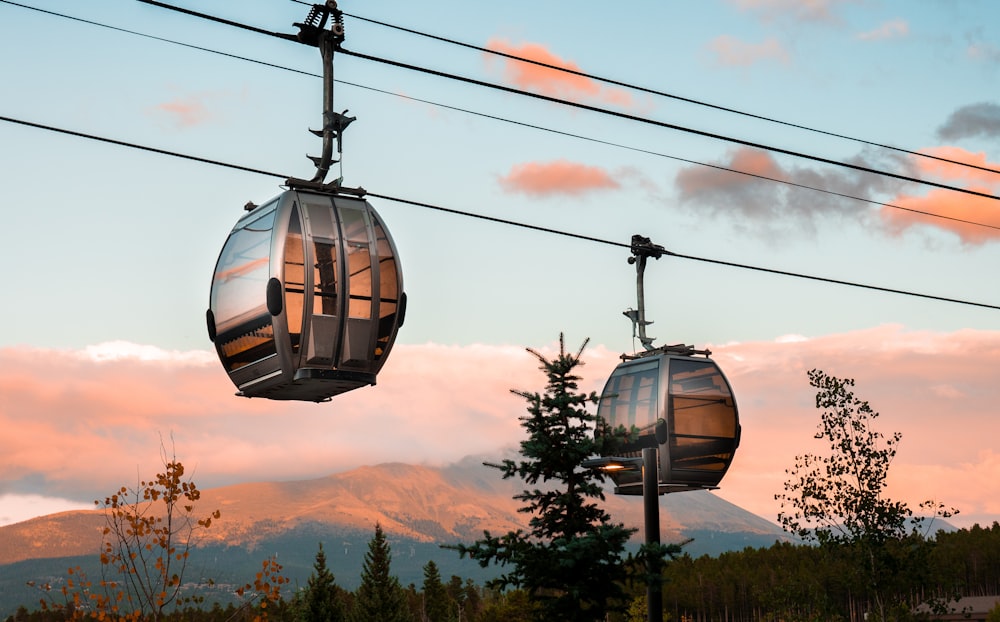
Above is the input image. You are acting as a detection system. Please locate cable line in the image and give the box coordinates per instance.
[352,90,998,232]
[0,0,319,78]
[338,47,1000,203]
[350,89,998,231]
[0,115,288,178]
[366,191,624,248]
[365,192,1000,312]
[8,0,998,232]
[125,0,999,202]
[2,112,997,311]
[341,10,1000,177]
[129,0,999,201]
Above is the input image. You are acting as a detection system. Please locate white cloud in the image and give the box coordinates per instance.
[82,341,216,363]
[0,494,94,527]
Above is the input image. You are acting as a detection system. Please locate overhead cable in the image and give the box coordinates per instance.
[10,0,1000,226]
[128,0,1000,202]
[3,113,997,310]
[0,115,288,178]
[15,0,1000,212]
[355,90,998,231]
[0,0,319,78]
[342,10,1000,178]
[338,47,1000,203]
[371,191,1000,312]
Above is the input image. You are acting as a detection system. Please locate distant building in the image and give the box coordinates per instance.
[914,595,1000,621]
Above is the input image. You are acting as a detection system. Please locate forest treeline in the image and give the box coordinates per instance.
[661,521,1000,622]
[7,520,1000,622]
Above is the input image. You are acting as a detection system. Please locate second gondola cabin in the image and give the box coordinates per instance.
[207,188,405,402]
[596,346,740,494]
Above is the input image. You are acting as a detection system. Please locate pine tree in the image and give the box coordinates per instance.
[304,542,343,621]
[420,561,452,622]
[454,336,636,621]
[350,523,412,622]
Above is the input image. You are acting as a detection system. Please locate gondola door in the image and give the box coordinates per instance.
[339,200,377,370]
[299,196,344,369]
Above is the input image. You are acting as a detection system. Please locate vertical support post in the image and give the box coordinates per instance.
[642,446,663,622]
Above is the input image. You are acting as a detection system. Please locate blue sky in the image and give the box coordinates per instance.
[1,0,999,529]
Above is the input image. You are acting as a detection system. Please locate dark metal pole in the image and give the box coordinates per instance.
[642,446,662,622]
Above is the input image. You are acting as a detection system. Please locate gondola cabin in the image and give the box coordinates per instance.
[596,347,740,494]
[207,188,405,402]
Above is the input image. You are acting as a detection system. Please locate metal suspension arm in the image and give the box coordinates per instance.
[625,234,665,351]
[290,2,355,186]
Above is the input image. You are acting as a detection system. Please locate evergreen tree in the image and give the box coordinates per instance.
[454,336,637,621]
[445,575,467,621]
[420,561,451,622]
[304,542,343,622]
[350,523,412,622]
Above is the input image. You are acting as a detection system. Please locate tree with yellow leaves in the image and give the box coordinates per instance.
[35,448,221,620]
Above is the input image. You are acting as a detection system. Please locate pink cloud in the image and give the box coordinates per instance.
[2,327,999,529]
[676,148,787,195]
[148,88,245,129]
[153,97,213,128]
[856,19,909,41]
[708,35,791,67]
[673,145,1000,243]
[484,38,641,109]
[907,146,1000,186]
[0,343,542,503]
[880,190,1000,245]
[499,160,621,196]
[879,146,1000,245]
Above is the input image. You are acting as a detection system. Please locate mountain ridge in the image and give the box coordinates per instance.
[0,459,788,567]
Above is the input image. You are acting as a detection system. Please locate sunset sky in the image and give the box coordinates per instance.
[1,0,999,533]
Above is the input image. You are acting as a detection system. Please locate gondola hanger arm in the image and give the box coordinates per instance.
[289,1,352,186]
[136,0,354,187]
[626,234,666,351]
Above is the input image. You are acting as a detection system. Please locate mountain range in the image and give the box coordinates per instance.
[0,457,790,615]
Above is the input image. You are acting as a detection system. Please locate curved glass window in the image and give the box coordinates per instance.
[599,358,660,437]
[210,204,277,371]
[211,206,276,327]
[668,359,738,472]
[305,202,340,317]
[341,205,373,321]
[372,213,400,361]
